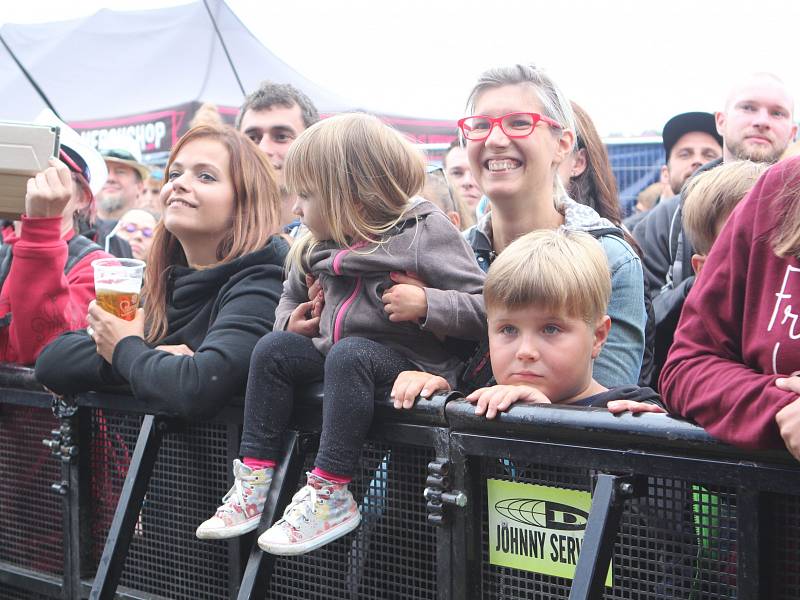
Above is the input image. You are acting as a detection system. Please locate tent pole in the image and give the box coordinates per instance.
[203,0,246,97]
[0,32,62,119]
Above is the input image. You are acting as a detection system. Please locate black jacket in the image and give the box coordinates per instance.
[35,237,288,419]
[631,157,723,382]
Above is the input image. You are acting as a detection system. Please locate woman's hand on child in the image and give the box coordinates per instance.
[305,275,324,318]
[391,371,451,410]
[287,300,320,337]
[382,271,428,323]
[466,385,551,419]
[606,400,666,415]
[775,377,800,461]
[155,344,195,357]
[86,301,145,364]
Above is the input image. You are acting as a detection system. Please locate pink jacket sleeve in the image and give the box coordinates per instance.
[2,216,109,365]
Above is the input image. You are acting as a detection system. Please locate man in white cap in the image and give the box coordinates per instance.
[0,111,113,364]
[95,133,149,222]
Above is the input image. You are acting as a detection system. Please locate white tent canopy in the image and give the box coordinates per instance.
[0,0,354,123]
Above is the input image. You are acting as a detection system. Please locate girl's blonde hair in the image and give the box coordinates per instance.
[285,113,425,270]
[144,125,282,343]
[484,228,611,324]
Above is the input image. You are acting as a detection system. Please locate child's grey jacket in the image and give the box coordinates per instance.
[274,199,486,385]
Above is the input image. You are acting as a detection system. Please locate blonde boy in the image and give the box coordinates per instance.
[681,160,768,275]
[391,229,663,416]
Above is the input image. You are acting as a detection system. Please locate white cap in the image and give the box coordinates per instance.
[97,132,149,180]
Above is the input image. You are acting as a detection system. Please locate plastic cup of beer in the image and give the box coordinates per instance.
[92,258,145,321]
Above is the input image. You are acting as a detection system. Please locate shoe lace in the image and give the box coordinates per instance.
[217,473,257,515]
[281,485,319,529]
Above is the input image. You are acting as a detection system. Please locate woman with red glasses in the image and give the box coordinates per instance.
[458,64,646,388]
[116,208,157,261]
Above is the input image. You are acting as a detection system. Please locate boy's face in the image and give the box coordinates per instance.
[488,304,609,403]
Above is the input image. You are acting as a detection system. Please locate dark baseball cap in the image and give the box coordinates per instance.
[662,112,722,161]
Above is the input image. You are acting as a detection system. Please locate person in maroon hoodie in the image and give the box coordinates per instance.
[661,156,800,460]
[0,119,111,365]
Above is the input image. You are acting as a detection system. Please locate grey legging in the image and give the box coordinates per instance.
[238,331,415,477]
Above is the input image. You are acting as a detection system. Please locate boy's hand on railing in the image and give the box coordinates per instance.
[466,385,551,419]
[287,301,320,337]
[775,377,800,461]
[606,400,666,415]
[390,371,450,410]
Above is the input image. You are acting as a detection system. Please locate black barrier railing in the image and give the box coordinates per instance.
[1,363,799,599]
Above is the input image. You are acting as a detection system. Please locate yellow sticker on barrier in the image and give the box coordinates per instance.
[487,479,612,587]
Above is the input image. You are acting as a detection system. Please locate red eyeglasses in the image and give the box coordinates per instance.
[457,112,562,141]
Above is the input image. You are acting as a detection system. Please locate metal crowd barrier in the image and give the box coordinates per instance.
[0,362,798,600]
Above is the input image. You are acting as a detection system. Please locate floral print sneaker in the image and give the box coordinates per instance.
[196,459,272,539]
[257,472,361,555]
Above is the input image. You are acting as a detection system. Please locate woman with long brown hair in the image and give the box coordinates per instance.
[35,125,287,419]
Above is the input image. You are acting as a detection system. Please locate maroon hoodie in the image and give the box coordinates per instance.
[661,157,800,449]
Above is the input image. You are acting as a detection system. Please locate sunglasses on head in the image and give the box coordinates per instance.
[120,222,154,238]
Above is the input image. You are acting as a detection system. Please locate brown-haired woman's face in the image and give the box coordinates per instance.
[467,84,561,204]
[161,138,235,248]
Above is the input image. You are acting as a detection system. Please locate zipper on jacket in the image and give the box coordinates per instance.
[333,276,362,343]
[331,244,367,343]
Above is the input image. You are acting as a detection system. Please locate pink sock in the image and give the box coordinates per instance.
[243,457,276,471]
[311,467,351,485]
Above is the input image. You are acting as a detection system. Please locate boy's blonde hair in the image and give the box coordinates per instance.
[484,229,610,323]
[682,160,767,255]
[285,113,425,270]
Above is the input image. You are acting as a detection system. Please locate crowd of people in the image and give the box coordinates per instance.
[3,63,800,558]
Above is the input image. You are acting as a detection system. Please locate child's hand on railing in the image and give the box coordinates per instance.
[606,400,666,415]
[391,370,450,410]
[466,385,551,419]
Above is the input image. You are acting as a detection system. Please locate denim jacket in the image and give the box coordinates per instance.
[464,198,646,386]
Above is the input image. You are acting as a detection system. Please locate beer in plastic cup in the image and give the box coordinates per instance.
[92,258,145,321]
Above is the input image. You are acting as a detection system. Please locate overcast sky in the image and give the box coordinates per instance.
[3,1,799,135]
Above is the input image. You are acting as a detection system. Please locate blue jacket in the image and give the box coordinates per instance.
[464,198,646,387]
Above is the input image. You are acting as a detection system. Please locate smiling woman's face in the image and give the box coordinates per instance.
[161,138,235,249]
[467,84,565,205]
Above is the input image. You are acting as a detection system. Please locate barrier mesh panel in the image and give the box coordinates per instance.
[771,493,800,598]
[0,585,55,599]
[89,410,231,599]
[479,460,738,599]
[607,142,664,217]
[267,441,437,600]
[0,405,63,576]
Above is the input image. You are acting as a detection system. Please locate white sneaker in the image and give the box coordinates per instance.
[257,472,361,555]
[196,459,272,539]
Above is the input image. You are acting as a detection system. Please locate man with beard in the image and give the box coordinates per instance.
[633,73,796,385]
[95,134,148,222]
[626,112,722,231]
[85,134,148,257]
[236,81,319,234]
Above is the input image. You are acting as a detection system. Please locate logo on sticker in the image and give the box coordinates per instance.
[494,498,588,531]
